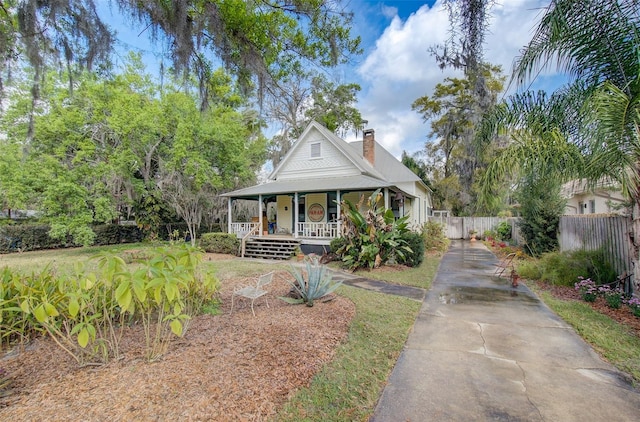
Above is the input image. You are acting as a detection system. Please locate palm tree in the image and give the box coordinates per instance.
[478,0,640,261]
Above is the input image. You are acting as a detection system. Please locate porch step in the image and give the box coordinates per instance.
[244,238,300,260]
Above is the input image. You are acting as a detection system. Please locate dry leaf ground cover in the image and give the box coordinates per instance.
[0,253,356,421]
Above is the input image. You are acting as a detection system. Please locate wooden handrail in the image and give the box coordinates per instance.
[241,223,260,257]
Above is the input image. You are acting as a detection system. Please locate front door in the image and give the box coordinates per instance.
[276,195,293,234]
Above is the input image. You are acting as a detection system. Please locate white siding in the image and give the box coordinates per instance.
[277,127,360,180]
[564,190,627,215]
[305,193,327,222]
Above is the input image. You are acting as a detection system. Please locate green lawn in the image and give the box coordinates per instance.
[531,287,640,384]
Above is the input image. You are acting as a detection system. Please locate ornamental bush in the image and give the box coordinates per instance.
[398,231,425,267]
[575,277,598,302]
[421,221,449,253]
[199,232,240,255]
[626,297,640,317]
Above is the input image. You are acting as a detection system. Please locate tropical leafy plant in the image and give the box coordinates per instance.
[336,189,412,270]
[5,244,218,364]
[280,256,342,307]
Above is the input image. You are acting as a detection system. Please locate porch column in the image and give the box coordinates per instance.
[258,194,263,237]
[294,192,299,239]
[384,188,390,209]
[336,190,341,237]
[227,197,232,234]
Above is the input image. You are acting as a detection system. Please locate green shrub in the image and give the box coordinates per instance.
[495,221,512,241]
[0,224,66,252]
[421,221,449,253]
[398,231,425,267]
[531,249,618,287]
[515,260,542,280]
[199,232,240,255]
[0,223,144,253]
[329,237,346,254]
[93,224,144,245]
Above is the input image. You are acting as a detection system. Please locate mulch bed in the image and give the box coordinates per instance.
[530,280,640,337]
[0,267,356,421]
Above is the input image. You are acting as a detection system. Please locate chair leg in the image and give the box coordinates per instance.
[250,299,256,317]
[230,294,235,315]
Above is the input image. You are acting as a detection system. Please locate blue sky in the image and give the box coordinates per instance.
[99,0,563,157]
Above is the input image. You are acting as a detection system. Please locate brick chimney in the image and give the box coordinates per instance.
[363,129,375,166]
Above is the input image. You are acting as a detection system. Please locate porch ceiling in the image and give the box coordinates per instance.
[221,175,394,198]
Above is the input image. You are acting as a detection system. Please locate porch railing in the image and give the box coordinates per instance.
[231,222,260,238]
[239,223,260,257]
[296,222,339,239]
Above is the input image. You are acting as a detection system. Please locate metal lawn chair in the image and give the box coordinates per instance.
[494,253,516,277]
[230,271,275,316]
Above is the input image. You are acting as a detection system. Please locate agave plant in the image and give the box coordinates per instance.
[280,256,342,307]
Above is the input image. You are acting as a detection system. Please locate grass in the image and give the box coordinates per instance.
[0,242,150,274]
[273,286,421,421]
[0,244,439,420]
[531,286,640,384]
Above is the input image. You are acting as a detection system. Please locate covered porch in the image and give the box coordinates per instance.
[224,186,411,243]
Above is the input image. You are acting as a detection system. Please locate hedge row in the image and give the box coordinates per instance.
[0,224,143,253]
[0,222,225,253]
[157,223,222,241]
[199,233,240,255]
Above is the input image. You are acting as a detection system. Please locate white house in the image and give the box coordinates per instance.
[221,121,432,254]
[561,178,628,215]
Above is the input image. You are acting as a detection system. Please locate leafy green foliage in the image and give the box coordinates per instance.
[517,248,618,287]
[199,233,240,255]
[335,190,412,270]
[495,221,512,241]
[515,175,565,257]
[0,57,266,246]
[412,63,505,215]
[0,224,144,253]
[266,72,364,166]
[397,232,425,267]
[281,256,342,307]
[1,245,218,364]
[479,1,640,277]
[421,221,450,253]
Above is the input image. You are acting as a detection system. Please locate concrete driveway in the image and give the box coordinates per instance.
[371,240,640,421]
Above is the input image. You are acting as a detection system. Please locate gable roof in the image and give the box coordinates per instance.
[223,121,429,198]
[269,120,386,181]
[348,140,424,185]
[561,177,621,198]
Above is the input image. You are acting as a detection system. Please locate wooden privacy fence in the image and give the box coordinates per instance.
[427,214,633,275]
[558,215,632,276]
[426,216,523,245]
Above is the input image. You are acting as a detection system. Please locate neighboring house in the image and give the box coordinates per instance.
[222,121,432,249]
[561,178,628,216]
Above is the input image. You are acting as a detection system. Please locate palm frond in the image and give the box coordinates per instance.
[512,0,640,93]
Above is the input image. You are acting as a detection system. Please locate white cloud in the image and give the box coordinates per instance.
[380,5,398,19]
[354,0,555,157]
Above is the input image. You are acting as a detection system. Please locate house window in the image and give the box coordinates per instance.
[578,201,585,214]
[310,142,321,158]
[589,200,596,214]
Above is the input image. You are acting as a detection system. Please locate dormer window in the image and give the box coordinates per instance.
[310,142,321,158]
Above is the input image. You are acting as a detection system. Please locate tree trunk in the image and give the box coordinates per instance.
[631,162,640,292]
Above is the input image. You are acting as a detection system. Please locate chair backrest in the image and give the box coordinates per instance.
[257,272,274,288]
